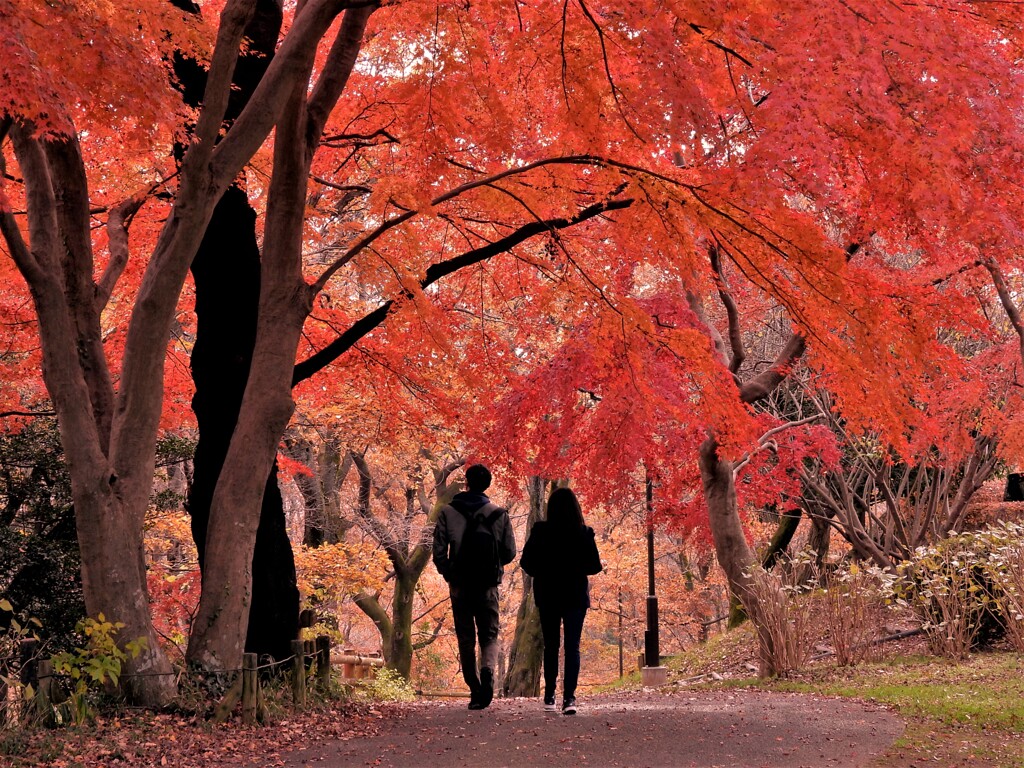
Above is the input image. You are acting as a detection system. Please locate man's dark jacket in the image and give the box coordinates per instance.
[433,491,517,586]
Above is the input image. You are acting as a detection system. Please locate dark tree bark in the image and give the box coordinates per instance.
[1004,473,1024,502]
[186,184,300,662]
[175,0,298,663]
[761,508,802,571]
[503,476,548,697]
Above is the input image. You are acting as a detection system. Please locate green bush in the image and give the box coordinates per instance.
[49,615,146,725]
[358,667,415,703]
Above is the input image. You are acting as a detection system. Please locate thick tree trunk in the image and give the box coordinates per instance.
[387,570,417,678]
[76,478,176,704]
[728,507,802,626]
[186,295,308,671]
[698,437,781,676]
[3,130,176,706]
[186,2,374,674]
[504,586,543,697]
[187,184,299,663]
[503,476,546,697]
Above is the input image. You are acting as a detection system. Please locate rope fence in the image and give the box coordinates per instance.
[4,636,384,728]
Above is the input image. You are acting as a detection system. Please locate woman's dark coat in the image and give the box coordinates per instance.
[520,521,603,610]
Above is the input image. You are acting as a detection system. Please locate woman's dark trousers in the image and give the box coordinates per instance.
[539,605,587,701]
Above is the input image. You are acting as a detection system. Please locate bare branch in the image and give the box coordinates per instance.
[983,255,1024,364]
[709,242,745,373]
[306,4,378,149]
[98,188,148,309]
[295,195,633,383]
[732,413,824,476]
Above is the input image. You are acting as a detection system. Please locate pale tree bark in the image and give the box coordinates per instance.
[186,3,378,673]
[1,0,364,704]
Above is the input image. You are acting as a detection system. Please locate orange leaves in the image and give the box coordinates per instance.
[294,540,388,606]
[1,0,207,140]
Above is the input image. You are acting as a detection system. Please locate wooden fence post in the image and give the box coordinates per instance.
[20,638,39,722]
[316,635,330,691]
[0,674,8,728]
[34,660,54,726]
[290,639,306,709]
[242,653,257,725]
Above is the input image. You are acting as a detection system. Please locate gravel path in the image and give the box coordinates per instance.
[281,689,903,768]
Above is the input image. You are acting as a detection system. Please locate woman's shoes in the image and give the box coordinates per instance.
[562,697,577,715]
[543,695,557,712]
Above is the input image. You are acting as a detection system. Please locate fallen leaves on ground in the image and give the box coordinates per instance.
[5,700,402,767]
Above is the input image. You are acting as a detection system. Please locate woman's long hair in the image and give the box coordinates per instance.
[546,487,584,530]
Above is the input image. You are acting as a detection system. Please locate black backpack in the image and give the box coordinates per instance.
[448,502,503,587]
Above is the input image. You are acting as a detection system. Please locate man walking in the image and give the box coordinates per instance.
[433,464,516,709]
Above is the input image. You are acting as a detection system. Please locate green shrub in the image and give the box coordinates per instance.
[49,615,146,725]
[358,667,414,703]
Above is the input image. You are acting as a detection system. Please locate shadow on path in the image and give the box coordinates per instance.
[282,689,902,767]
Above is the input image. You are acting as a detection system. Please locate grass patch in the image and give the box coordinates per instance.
[764,653,1024,730]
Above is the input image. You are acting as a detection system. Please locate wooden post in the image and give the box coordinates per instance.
[0,675,8,728]
[303,639,314,672]
[242,653,257,725]
[34,660,54,726]
[20,638,39,722]
[290,639,306,709]
[342,648,355,679]
[316,635,330,691]
[213,678,243,723]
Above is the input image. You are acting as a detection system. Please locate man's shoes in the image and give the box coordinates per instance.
[562,697,577,716]
[479,667,494,708]
[543,694,557,712]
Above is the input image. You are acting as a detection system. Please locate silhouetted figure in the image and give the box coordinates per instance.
[433,464,516,710]
[520,487,603,715]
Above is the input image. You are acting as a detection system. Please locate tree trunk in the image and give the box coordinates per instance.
[387,569,417,678]
[75,478,176,704]
[728,506,802,626]
[503,476,546,697]
[292,438,352,547]
[504,586,543,697]
[698,437,782,676]
[186,183,299,664]
[3,130,176,706]
[186,3,375,674]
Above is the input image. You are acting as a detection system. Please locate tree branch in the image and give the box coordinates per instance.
[709,242,745,374]
[306,4,378,149]
[739,332,805,404]
[311,154,627,292]
[295,196,633,383]
[98,189,149,310]
[983,255,1024,365]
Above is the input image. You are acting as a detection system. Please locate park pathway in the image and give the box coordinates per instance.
[281,689,903,768]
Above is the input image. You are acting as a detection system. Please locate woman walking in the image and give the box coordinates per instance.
[520,487,603,715]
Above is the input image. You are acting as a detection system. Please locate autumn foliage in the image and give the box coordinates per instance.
[2,0,1024,714]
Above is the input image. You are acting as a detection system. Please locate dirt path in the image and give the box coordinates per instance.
[281,689,903,768]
